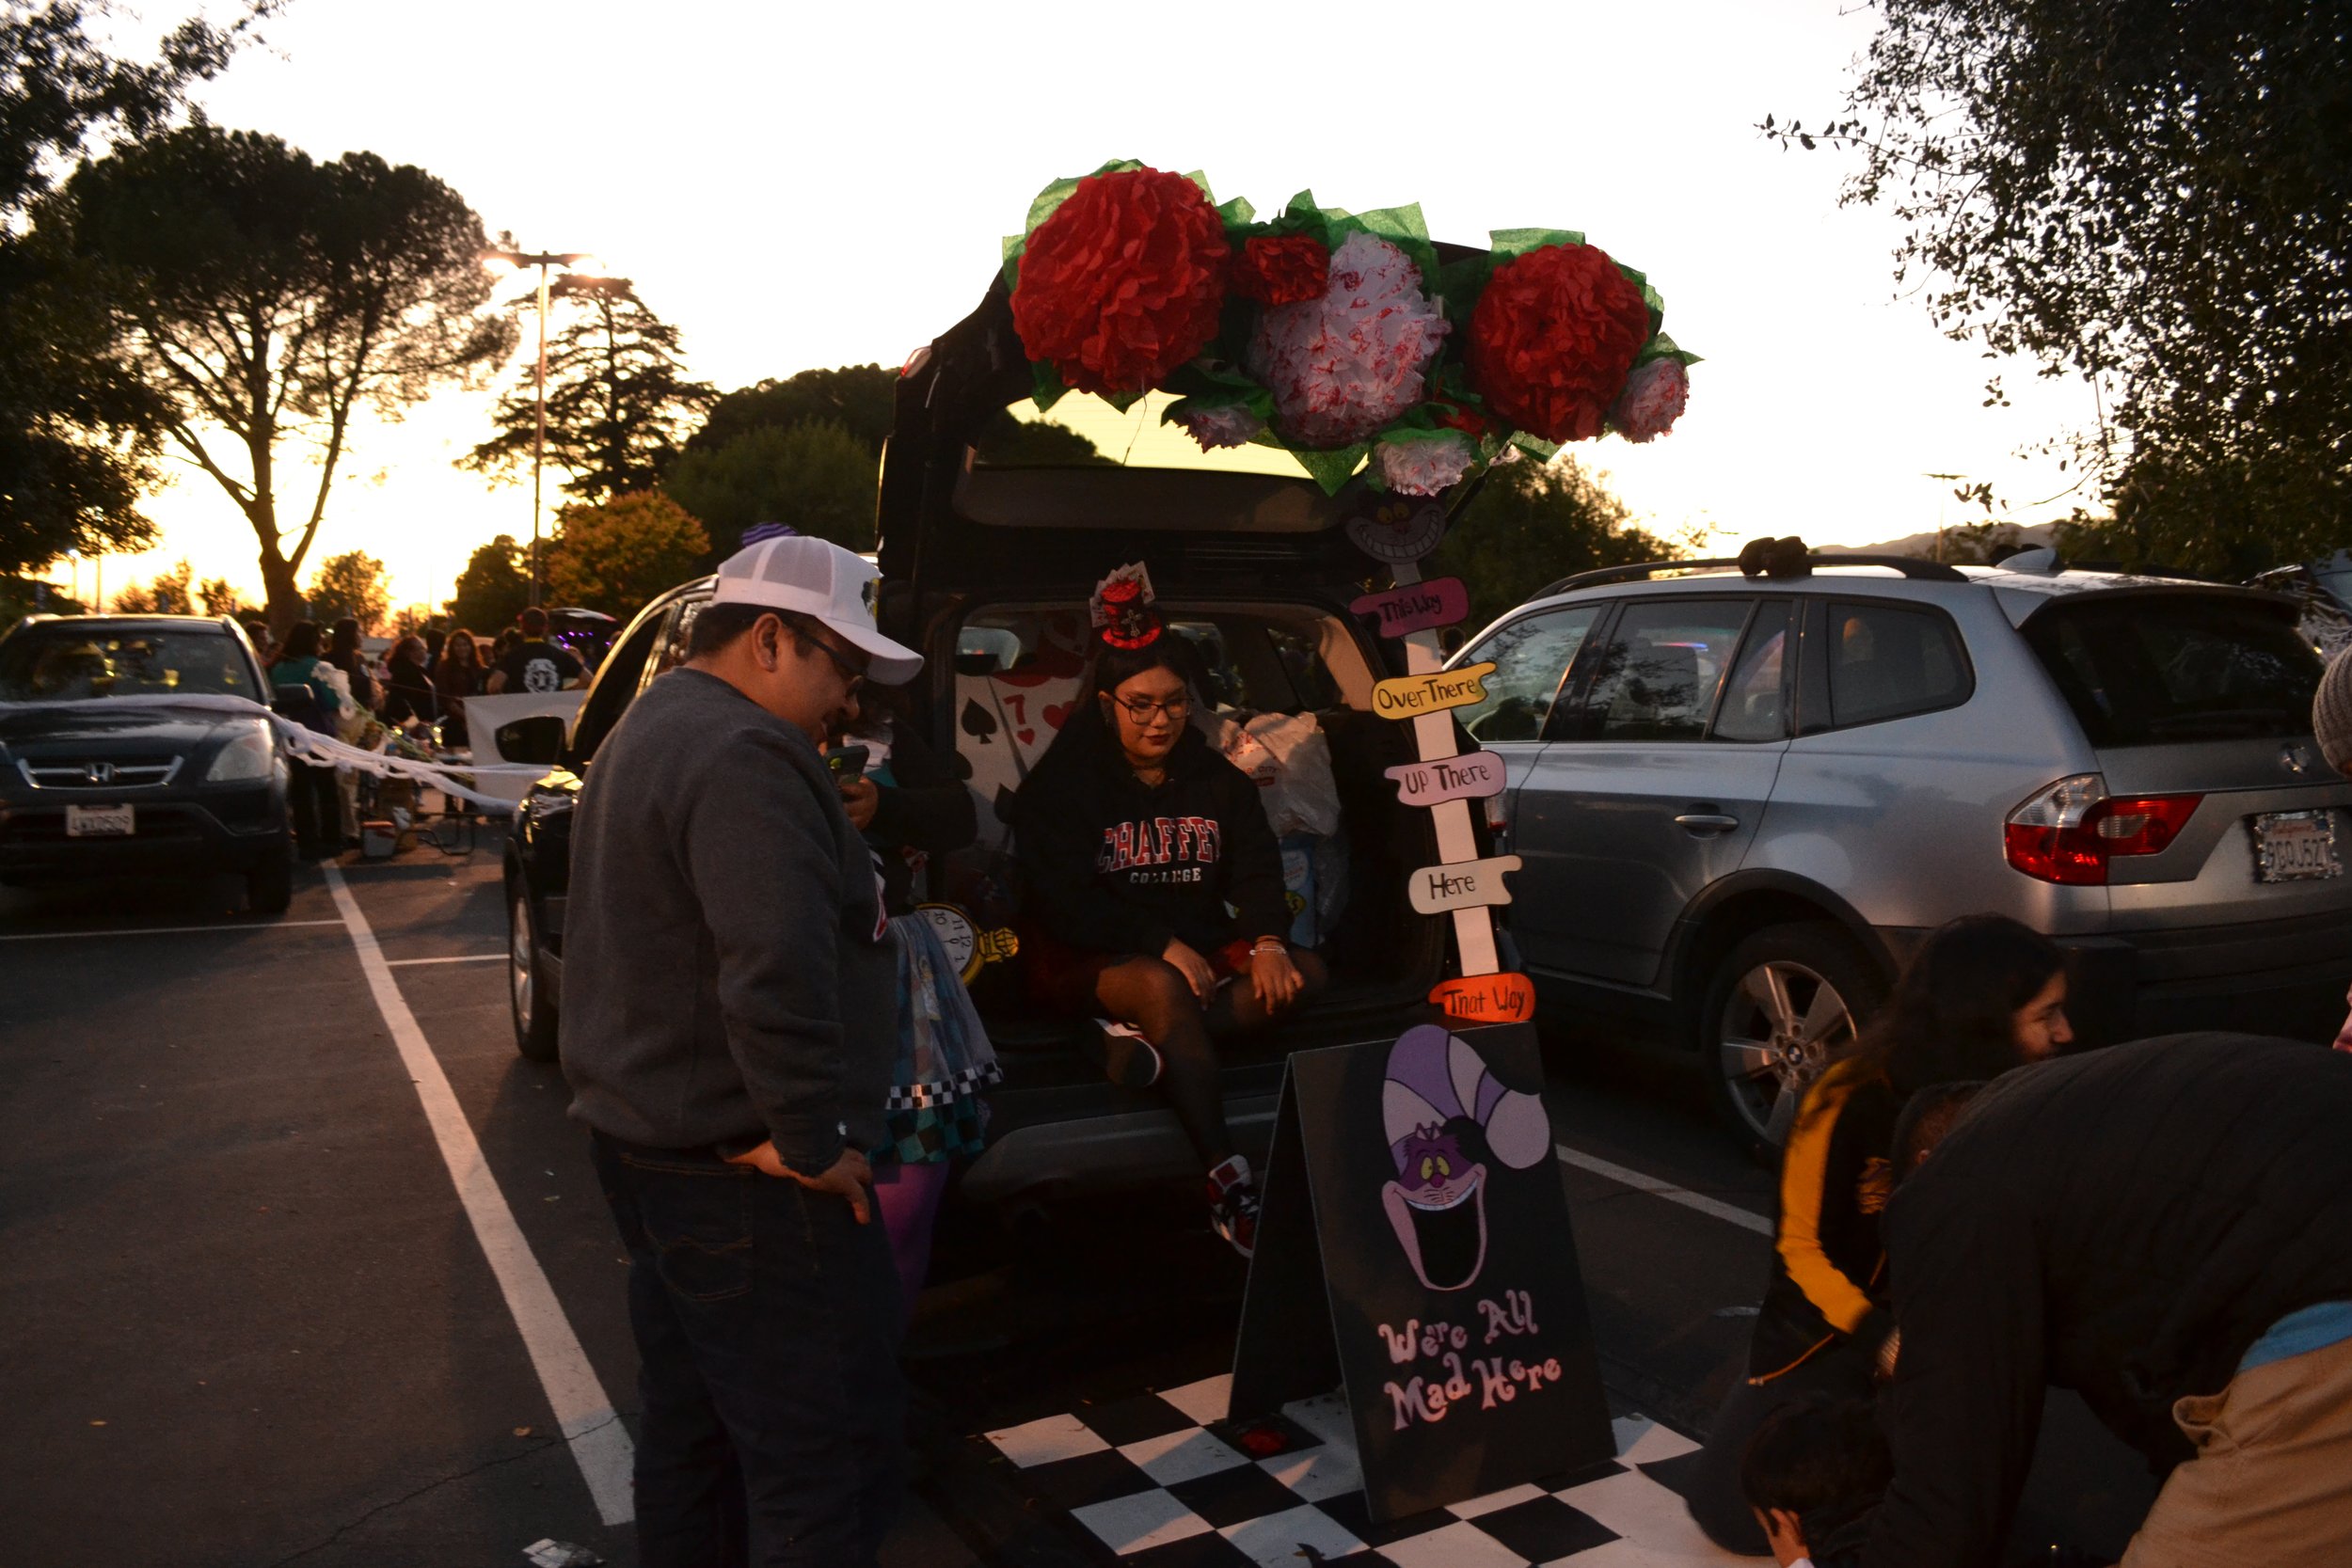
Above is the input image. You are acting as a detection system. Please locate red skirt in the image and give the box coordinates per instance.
[1022,927,1261,1015]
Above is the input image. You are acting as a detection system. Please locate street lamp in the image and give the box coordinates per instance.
[482,245,597,607]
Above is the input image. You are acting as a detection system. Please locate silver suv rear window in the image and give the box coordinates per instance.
[2023,594,2322,747]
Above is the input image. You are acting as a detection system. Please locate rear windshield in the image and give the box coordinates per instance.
[2022,594,2322,747]
[0,626,254,703]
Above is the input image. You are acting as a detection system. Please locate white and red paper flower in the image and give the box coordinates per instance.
[1609,357,1689,443]
[1171,403,1266,451]
[1375,430,1478,497]
[1245,233,1450,448]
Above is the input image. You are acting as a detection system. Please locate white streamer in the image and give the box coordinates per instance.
[0,693,546,816]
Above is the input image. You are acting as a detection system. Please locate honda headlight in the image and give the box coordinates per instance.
[204,722,277,783]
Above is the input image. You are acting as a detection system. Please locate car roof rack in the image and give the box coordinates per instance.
[1534,551,1967,599]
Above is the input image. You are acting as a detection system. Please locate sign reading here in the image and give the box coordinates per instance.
[1373,663,1494,721]
[1407,854,1521,915]
[1387,752,1505,807]
[1351,577,1470,639]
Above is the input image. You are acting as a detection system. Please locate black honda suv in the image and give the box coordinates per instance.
[0,614,294,911]
[504,274,1500,1204]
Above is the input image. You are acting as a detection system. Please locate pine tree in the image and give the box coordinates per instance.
[463,275,716,503]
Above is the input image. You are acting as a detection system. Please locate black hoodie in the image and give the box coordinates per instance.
[1012,721,1292,958]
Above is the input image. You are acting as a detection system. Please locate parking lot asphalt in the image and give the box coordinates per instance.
[0,830,2153,1566]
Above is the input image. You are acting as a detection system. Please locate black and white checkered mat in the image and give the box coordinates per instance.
[981,1373,1751,1566]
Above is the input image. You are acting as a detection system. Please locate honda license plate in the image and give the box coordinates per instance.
[2253,810,2340,882]
[64,803,135,837]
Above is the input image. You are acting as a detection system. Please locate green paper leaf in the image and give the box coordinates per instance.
[1487,227,1586,261]
[1353,202,1429,243]
[1291,443,1368,496]
[1509,430,1561,462]
[1635,332,1705,369]
[1216,195,1257,228]
[1183,168,1216,204]
[1023,159,1143,241]
[1029,358,1069,413]
[1101,388,1143,414]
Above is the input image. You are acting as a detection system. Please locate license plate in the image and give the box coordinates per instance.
[2253,810,2341,882]
[65,803,135,838]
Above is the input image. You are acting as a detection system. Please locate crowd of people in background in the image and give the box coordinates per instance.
[243,604,589,858]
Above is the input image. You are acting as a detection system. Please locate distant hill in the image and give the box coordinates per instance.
[1818,522,2056,560]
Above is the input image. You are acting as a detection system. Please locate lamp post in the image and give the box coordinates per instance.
[481,246,595,608]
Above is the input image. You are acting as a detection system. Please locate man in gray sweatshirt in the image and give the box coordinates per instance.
[560,533,923,1568]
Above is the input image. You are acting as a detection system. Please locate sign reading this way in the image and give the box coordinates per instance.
[1350,577,1470,639]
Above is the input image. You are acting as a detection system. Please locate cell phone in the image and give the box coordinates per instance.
[826,744,870,779]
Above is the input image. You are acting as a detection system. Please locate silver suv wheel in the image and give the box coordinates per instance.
[1703,922,1883,1156]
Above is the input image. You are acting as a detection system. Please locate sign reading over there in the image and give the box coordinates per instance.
[1431,973,1537,1024]
[1373,663,1494,721]
[1351,578,1470,640]
[1407,855,1521,915]
[1387,752,1505,807]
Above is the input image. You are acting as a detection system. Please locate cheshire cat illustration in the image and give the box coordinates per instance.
[1379,1024,1552,1291]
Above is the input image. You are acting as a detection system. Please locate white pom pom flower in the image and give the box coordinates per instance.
[1246,233,1450,448]
[1609,357,1689,443]
[1374,430,1478,497]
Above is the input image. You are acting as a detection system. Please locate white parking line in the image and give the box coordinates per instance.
[321,864,634,1525]
[0,919,344,942]
[1554,1143,1774,1237]
[384,954,506,967]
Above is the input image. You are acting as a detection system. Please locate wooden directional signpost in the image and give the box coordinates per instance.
[1227,499,1613,1524]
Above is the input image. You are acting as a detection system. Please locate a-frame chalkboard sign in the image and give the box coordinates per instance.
[1229,1022,1613,1524]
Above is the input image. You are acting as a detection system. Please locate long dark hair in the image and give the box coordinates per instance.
[1031,628,1207,780]
[278,620,323,661]
[1851,915,2066,1097]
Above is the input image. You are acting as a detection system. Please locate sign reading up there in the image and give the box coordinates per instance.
[1372,662,1494,721]
[1386,752,1505,807]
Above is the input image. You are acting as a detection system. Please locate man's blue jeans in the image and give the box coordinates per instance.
[591,1132,905,1568]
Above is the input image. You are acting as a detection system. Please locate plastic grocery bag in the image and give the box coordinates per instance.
[1211,711,1341,839]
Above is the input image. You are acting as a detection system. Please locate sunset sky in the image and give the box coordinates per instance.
[68,0,2101,617]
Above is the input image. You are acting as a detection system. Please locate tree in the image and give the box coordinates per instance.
[464,273,715,503]
[1428,456,1684,631]
[544,493,709,618]
[307,549,389,632]
[1770,1,2351,571]
[664,420,880,555]
[447,534,531,632]
[53,124,513,629]
[197,576,245,617]
[688,364,898,457]
[113,558,193,615]
[972,412,1111,467]
[0,2,272,575]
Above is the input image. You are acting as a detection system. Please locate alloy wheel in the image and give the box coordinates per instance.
[1717,958,1860,1148]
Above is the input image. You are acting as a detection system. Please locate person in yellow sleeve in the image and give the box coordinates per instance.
[1684,915,2074,1554]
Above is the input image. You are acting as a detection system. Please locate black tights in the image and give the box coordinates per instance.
[1091,949,1328,1167]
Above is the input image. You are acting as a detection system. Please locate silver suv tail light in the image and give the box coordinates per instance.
[2004,773,2202,885]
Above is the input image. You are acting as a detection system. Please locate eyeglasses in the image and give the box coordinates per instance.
[1116,694,1190,722]
[797,630,867,691]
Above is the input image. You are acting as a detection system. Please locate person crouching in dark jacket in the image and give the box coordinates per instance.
[1010,564,1324,1259]
[1860,1033,2352,1568]
[1685,915,2074,1553]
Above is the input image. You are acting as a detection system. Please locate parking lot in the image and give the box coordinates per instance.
[0,830,2153,1566]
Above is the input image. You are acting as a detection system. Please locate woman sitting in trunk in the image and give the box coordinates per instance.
[1012,564,1326,1258]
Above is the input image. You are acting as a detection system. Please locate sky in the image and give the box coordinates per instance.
[64,0,2103,618]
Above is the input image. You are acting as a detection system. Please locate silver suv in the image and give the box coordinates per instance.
[1451,548,2351,1150]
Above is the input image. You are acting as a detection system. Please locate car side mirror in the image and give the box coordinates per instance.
[495,714,568,768]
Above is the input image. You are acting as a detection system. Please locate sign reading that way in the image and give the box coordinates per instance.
[1230,1023,1615,1522]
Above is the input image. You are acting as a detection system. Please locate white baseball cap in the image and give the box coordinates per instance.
[711,534,921,685]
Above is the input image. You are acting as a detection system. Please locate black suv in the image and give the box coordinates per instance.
[505,278,1493,1203]
[0,614,294,911]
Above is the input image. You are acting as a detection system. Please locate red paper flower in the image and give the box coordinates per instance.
[1232,233,1330,307]
[1467,243,1653,444]
[1010,168,1231,395]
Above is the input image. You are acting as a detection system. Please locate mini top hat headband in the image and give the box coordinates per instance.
[1090,562,1162,650]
